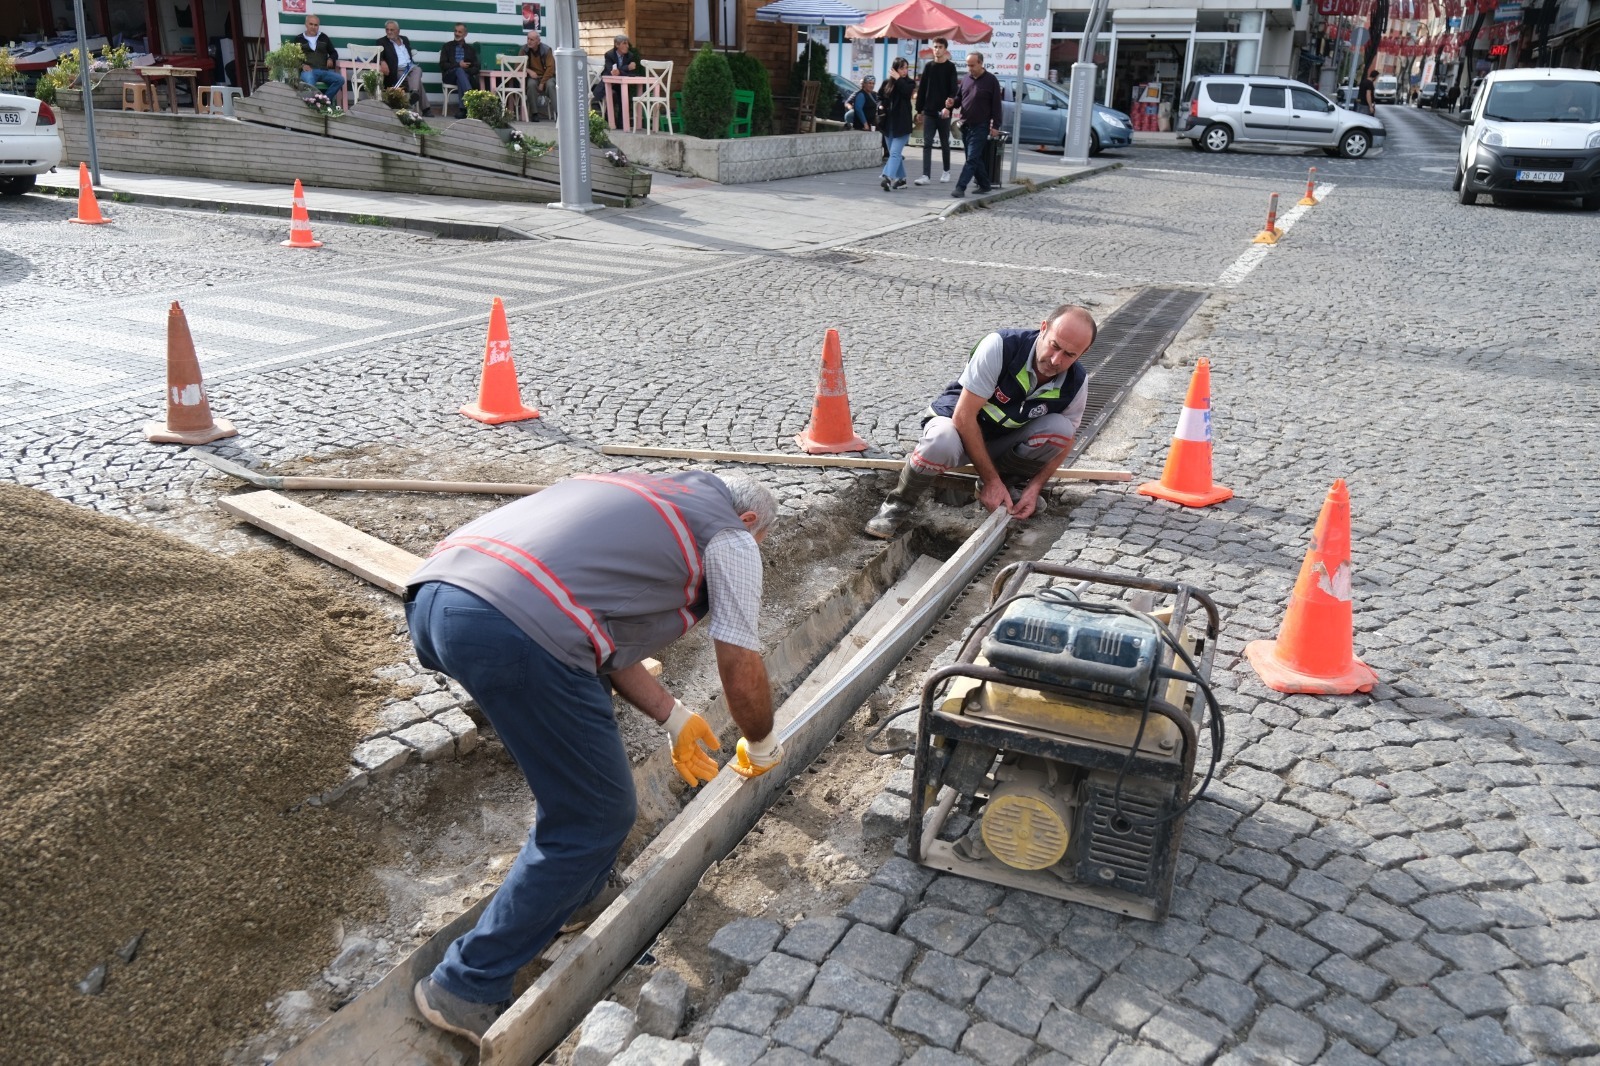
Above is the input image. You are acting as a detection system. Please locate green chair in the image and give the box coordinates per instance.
[667,91,684,133]
[728,89,754,138]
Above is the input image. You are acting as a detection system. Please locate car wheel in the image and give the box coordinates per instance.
[1200,123,1231,153]
[1089,130,1101,156]
[1339,129,1371,159]
[1451,166,1462,192]
[1458,174,1478,205]
[0,174,37,196]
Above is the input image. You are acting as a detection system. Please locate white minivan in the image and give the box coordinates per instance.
[1374,75,1399,104]
[1456,67,1600,209]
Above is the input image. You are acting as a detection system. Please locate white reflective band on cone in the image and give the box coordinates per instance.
[1173,406,1211,443]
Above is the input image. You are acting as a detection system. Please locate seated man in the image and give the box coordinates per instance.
[439,22,481,118]
[293,14,344,100]
[521,29,556,121]
[596,33,641,126]
[864,304,1096,538]
[378,20,432,116]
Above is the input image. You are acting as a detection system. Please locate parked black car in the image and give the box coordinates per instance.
[1415,82,1449,108]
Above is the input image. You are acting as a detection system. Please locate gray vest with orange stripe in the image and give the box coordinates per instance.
[408,471,746,673]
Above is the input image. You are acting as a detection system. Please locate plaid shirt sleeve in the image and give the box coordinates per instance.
[704,528,763,651]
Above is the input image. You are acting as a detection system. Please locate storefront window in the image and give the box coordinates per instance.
[1046,36,1109,95]
[1190,40,1238,78]
[1196,10,1266,32]
[1051,12,1089,33]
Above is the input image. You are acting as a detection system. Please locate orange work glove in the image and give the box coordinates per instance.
[732,734,784,779]
[665,700,719,787]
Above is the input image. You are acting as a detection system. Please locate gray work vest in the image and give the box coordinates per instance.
[409,471,747,673]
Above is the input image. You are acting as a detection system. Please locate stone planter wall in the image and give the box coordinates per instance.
[610,129,881,184]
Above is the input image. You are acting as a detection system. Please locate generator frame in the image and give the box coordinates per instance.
[907,562,1222,921]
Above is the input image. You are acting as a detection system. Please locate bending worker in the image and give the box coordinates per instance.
[405,470,784,1045]
[865,303,1096,539]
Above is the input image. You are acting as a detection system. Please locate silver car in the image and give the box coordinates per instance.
[1177,75,1385,159]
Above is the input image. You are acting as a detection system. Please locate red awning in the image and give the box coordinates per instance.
[845,0,994,43]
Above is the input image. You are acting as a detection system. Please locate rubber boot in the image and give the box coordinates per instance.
[996,453,1050,516]
[864,465,936,539]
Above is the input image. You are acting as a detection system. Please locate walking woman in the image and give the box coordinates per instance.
[878,58,916,191]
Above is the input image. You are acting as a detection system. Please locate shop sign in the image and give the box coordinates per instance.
[281,0,306,12]
[1493,2,1521,20]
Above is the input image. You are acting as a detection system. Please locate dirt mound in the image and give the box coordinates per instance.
[0,483,398,1063]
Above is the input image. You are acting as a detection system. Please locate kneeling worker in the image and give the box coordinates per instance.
[865,303,1096,538]
[406,470,784,1044]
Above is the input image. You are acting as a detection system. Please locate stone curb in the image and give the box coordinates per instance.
[31,177,524,242]
[940,160,1121,220]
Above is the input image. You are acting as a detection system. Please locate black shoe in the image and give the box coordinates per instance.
[893,178,907,189]
[881,176,892,191]
[977,184,994,193]
[950,188,965,198]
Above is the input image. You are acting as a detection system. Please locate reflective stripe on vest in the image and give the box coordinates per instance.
[574,472,704,635]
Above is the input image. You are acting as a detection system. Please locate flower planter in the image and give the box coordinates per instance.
[233,80,331,136]
[92,69,143,112]
[326,98,429,155]
[422,118,523,177]
[610,129,880,184]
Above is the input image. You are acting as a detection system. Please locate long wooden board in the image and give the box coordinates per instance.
[217,490,420,595]
[600,444,1133,482]
[479,508,1012,1065]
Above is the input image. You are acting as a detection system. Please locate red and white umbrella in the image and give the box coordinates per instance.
[845,0,994,43]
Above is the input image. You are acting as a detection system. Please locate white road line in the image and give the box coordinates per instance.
[103,306,314,345]
[202,295,389,330]
[835,246,1145,283]
[380,269,562,295]
[465,259,656,282]
[0,324,182,362]
[273,284,459,315]
[1216,183,1336,288]
[0,350,131,388]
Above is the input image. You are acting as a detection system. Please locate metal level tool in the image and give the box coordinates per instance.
[908,563,1224,922]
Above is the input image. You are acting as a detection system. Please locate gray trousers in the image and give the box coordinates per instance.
[906,414,1076,475]
[527,77,556,119]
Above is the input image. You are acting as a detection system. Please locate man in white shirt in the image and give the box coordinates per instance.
[377,20,431,116]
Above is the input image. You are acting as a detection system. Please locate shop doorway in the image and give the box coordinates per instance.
[1111,37,1187,119]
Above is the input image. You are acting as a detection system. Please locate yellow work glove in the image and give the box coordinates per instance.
[732,734,784,779]
[665,700,719,787]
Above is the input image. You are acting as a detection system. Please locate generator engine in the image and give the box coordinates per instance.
[907,563,1224,921]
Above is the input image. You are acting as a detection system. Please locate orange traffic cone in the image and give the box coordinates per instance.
[69,162,110,225]
[144,301,238,445]
[1137,358,1233,508]
[795,328,869,454]
[460,297,540,424]
[281,179,322,249]
[1245,479,1378,695]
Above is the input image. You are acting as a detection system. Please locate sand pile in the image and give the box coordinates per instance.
[0,483,398,1062]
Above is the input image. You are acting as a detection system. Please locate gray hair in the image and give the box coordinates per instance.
[614,33,630,44]
[720,475,777,534]
[384,20,398,30]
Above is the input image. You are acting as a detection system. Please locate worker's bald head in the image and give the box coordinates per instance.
[1044,304,1097,350]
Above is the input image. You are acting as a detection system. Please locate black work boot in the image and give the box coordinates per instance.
[996,454,1051,516]
[864,466,936,539]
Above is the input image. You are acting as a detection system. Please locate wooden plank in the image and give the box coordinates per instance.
[478,509,1012,1065]
[600,445,1134,482]
[217,491,420,595]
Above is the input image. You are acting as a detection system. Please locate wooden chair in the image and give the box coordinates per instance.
[246,38,268,90]
[495,53,528,121]
[796,79,819,133]
[634,59,673,135]
[338,44,382,109]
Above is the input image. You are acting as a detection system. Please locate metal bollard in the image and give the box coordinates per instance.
[1252,193,1281,244]
[1297,167,1319,206]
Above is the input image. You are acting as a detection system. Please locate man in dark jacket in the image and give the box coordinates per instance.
[377,20,431,115]
[520,29,556,121]
[950,51,1003,197]
[914,37,959,185]
[864,304,1096,538]
[596,34,641,127]
[292,14,344,100]
[440,23,481,117]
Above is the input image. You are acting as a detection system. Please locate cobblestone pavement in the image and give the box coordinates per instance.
[5,111,1599,1064]
[573,114,1600,1065]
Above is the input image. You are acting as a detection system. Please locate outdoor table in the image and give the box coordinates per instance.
[138,66,201,114]
[478,68,527,121]
[600,74,652,131]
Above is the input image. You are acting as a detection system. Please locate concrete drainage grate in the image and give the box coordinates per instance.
[1070,286,1209,458]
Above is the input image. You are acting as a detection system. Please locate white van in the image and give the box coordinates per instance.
[1456,67,1600,209]
[1374,75,1399,104]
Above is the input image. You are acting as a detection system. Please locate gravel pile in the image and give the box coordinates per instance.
[0,483,397,1062]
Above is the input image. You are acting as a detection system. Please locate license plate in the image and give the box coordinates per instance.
[0,112,21,125]
[1516,170,1564,182]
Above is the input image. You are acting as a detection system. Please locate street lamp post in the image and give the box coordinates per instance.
[72,0,101,185]
[548,0,597,212]
[1063,0,1110,164]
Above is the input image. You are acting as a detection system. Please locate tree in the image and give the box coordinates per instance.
[682,44,736,139]
[1361,0,1390,83]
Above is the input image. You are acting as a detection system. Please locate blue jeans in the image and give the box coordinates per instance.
[445,66,474,110]
[882,133,909,182]
[956,125,991,192]
[407,581,636,1004]
[299,67,345,99]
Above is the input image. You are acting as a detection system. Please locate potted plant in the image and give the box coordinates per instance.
[0,50,21,94]
[90,43,142,111]
[264,41,307,86]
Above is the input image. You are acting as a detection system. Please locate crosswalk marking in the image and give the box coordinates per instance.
[104,306,315,345]
[202,295,389,331]
[0,350,130,387]
[272,284,450,315]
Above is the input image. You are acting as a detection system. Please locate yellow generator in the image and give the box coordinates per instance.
[908,563,1224,921]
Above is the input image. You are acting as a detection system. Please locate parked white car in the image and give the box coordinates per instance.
[1456,67,1600,209]
[0,92,64,195]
